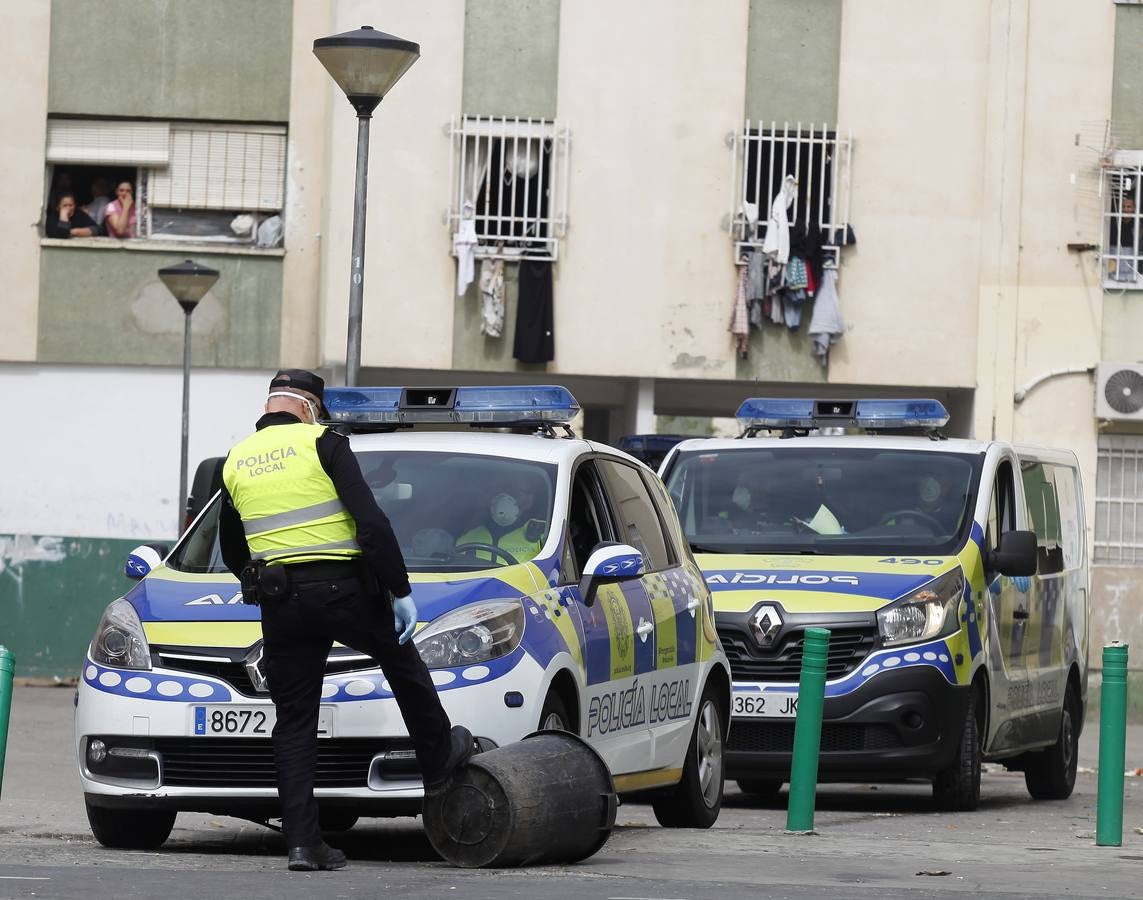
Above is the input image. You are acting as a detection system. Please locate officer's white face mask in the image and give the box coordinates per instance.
[732,485,751,511]
[490,492,520,527]
[268,390,319,424]
[919,476,942,505]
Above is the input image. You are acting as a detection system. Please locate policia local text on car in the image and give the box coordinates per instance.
[219,369,473,872]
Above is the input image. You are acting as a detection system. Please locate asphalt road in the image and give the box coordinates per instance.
[1,686,1140,899]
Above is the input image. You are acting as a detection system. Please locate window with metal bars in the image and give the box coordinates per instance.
[1102,160,1142,287]
[1095,434,1143,564]
[728,122,852,267]
[447,116,570,262]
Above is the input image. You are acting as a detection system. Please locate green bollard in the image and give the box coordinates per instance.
[786,627,830,833]
[0,646,13,801]
[1096,641,1129,847]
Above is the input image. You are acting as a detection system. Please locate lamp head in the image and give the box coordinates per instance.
[313,25,420,116]
[157,259,220,313]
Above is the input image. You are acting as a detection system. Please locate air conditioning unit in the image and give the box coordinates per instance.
[1096,362,1143,421]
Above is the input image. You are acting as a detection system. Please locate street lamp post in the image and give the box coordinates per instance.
[313,25,419,386]
[158,259,220,534]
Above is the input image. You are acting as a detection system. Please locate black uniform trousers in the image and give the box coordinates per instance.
[259,564,452,848]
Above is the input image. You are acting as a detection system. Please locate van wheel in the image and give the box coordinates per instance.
[736,778,783,799]
[86,801,175,849]
[1024,683,1079,800]
[539,690,573,732]
[652,683,724,828]
[932,687,982,811]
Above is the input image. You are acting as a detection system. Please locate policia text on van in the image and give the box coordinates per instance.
[659,399,1088,811]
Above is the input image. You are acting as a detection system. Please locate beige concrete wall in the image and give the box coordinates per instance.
[554,0,747,380]
[833,0,989,389]
[281,0,335,368]
[1091,566,1143,672]
[317,0,465,373]
[0,3,50,362]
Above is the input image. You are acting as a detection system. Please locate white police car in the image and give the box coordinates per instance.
[76,386,731,848]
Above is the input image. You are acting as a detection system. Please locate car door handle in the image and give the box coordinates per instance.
[637,618,654,640]
[1013,608,1030,620]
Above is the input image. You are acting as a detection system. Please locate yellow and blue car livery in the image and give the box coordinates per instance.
[659,398,1089,808]
[76,386,731,835]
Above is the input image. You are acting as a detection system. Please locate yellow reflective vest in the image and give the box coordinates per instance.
[222,422,361,565]
[457,520,545,563]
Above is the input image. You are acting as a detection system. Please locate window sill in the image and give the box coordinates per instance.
[39,237,285,258]
[1102,279,1143,291]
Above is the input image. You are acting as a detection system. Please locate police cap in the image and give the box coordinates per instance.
[269,368,329,418]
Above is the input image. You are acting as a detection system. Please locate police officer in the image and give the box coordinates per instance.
[457,474,546,563]
[219,369,472,872]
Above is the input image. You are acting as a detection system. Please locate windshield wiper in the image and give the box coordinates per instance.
[688,542,724,554]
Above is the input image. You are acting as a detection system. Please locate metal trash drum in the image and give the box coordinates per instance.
[422,730,617,868]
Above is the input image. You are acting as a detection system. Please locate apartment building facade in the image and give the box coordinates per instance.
[2,0,1140,676]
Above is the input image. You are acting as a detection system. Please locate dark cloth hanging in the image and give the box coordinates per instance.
[802,223,826,287]
[513,260,555,363]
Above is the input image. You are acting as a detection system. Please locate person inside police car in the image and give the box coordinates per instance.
[218,369,474,872]
[456,471,547,564]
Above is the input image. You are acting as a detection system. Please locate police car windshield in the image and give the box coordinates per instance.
[664,447,982,556]
[356,451,557,572]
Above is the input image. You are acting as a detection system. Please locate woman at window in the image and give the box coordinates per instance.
[45,193,99,239]
[104,181,138,238]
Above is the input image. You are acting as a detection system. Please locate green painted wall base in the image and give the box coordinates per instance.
[0,535,148,678]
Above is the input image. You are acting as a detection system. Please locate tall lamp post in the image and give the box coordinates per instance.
[158,259,220,534]
[313,25,419,386]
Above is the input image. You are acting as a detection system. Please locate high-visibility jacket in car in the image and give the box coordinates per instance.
[222,422,360,565]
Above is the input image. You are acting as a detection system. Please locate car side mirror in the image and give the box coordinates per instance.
[125,544,168,580]
[987,530,1037,577]
[578,542,645,607]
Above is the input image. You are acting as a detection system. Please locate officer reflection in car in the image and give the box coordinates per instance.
[456,476,546,564]
[218,369,473,872]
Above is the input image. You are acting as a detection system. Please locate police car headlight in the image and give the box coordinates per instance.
[90,599,151,670]
[414,601,525,669]
[877,568,965,648]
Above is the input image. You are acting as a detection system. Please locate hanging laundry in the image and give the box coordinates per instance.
[784,288,806,331]
[761,174,797,264]
[730,264,750,359]
[786,256,809,291]
[453,200,478,296]
[478,257,505,338]
[808,269,845,367]
[513,260,555,364]
[746,248,767,301]
[804,222,826,287]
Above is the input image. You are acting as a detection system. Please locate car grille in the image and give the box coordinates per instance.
[717,625,877,683]
[154,738,415,788]
[154,649,374,698]
[727,721,901,755]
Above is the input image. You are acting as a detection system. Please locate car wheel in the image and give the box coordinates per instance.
[1024,682,1080,800]
[736,778,783,799]
[318,809,359,832]
[86,801,175,849]
[932,686,982,812]
[539,689,573,732]
[652,682,725,829]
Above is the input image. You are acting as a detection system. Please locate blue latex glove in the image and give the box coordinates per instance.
[393,595,417,645]
[1012,575,1031,593]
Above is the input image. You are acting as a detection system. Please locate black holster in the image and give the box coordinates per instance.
[238,560,291,605]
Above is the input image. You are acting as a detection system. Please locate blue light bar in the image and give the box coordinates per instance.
[323,385,580,426]
[736,398,950,431]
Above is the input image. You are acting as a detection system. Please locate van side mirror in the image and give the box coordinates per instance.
[578,542,645,607]
[987,530,1037,577]
[125,544,168,580]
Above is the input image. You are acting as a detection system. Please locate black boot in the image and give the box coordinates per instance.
[287,840,347,871]
[424,725,475,792]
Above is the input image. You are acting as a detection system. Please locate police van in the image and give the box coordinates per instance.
[76,386,730,848]
[658,398,1088,810]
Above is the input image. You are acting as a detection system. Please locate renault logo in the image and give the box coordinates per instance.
[750,605,783,648]
[244,642,270,694]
